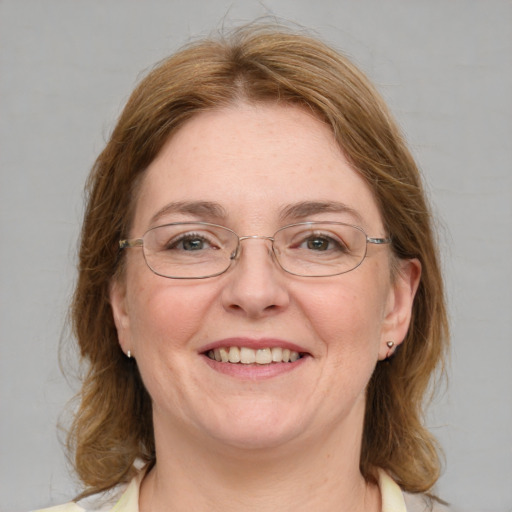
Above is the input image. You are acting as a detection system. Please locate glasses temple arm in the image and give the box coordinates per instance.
[367,237,392,245]
[119,238,143,249]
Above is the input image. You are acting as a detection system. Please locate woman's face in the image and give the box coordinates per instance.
[111,103,419,452]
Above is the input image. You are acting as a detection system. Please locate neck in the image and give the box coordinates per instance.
[139,409,380,512]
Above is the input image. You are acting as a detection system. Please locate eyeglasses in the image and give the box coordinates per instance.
[119,221,391,279]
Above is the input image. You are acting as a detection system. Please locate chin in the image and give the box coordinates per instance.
[209,427,304,453]
[197,402,309,451]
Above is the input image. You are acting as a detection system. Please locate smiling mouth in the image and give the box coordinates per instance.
[205,347,304,365]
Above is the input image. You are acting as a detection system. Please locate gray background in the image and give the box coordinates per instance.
[1,1,511,511]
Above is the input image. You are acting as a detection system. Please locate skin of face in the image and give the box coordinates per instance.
[110,103,420,460]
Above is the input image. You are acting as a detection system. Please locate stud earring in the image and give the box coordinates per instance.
[127,350,132,359]
[385,341,395,359]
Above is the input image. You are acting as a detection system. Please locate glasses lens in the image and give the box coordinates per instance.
[143,223,237,278]
[273,222,367,277]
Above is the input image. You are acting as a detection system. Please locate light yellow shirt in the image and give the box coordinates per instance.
[33,469,445,512]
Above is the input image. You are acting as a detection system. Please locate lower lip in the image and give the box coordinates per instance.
[202,354,309,380]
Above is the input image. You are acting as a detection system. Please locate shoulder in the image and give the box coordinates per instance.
[31,505,84,512]
[403,492,451,512]
[31,477,134,512]
[31,498,114,512]
[378,469,451,512]
[32,466,144,512]
[31,491,122,512]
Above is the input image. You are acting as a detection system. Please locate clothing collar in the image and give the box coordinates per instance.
[378,469,408,512]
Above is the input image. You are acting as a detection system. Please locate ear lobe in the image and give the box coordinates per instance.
[109,279,131,354]
[378,258,421,360]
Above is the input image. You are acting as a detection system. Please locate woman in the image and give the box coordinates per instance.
[38,24,449,512]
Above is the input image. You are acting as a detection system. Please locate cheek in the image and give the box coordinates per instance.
[124,280,220,408]
[126,277,217,352]
[296,275,388,352]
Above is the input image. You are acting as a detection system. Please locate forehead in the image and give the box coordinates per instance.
[133,103,382,233]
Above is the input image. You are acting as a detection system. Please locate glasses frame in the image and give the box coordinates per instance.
[119,221,392,279]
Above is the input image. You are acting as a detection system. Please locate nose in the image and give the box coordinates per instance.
[220,237,290,318]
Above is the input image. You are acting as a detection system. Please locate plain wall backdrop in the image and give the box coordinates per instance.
[1,1,511,511]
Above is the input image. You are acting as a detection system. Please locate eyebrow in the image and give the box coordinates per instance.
[150,201,228,226]
[279,201,364,224]
[149,200,364,227]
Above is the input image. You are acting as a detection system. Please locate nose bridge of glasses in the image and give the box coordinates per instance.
[231,235,276,261]
[238,235,275,243]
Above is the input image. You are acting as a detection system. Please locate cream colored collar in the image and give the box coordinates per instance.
[378,469,407,512]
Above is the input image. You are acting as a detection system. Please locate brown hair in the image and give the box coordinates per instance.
[69,23,449,497]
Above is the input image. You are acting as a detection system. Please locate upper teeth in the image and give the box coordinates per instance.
[207,347,301,364]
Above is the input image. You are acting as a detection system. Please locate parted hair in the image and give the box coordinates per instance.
[69,23,449,498]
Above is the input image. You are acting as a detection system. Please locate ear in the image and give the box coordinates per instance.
[109,278,132,357]
[378,258,422,360]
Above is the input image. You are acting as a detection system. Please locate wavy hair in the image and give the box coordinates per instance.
[68,23,449,498]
